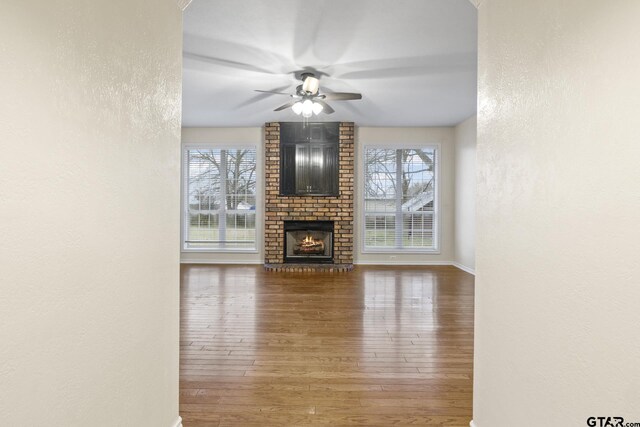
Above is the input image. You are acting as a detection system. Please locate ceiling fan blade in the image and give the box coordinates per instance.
[274,100,297,112]
[254,90,292,96]
[330,53,476,80]
[234,85,293,110]
[322,92,362,101]
[314,100,335,114]
[183,52,280,75]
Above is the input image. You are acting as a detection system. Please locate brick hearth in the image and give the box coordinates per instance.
[264,122,354,270]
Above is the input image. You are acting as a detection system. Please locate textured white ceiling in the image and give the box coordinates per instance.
[182,0,477,127]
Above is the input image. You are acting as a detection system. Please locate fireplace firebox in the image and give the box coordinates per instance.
[283,221,334,264]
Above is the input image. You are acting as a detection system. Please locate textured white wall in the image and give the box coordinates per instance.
[181,127,264,264]
[454,116,477,273]
[474,1,640,426]
[355,127,455,264]
[0,1,182,426]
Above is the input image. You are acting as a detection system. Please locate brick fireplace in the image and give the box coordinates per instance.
[264,122,354,272]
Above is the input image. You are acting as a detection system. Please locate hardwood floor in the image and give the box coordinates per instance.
[180,265,474,426]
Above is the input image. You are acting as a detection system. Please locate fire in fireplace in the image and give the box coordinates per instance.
[283,220,333,264]
[295,234,326,255]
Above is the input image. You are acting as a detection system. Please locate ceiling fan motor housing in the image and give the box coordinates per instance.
[301,73,320,95]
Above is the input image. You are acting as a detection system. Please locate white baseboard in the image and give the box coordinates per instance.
[354,260,455,266]
[172,416,183,427]
[180,259,263,265]
[452,262,475,275]
[470,421,477,427]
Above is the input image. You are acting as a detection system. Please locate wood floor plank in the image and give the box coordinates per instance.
[180,265,474,426]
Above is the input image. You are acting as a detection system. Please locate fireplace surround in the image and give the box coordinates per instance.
[284,220,334,264]
[264,122,354,272]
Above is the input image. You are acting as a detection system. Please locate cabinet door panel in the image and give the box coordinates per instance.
[319,144,338,195]
[309,145,324,193]
[295,145,311,193]
[280,144,296,195]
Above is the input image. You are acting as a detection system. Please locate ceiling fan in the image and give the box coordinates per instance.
[255,72,362,118]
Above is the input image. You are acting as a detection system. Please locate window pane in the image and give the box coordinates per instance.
[224,212,256,249]
[185,148,257,250]
[400,149,435,213]
[364,149,397,212]
[225,149,257,210]
[402,212,434,248]
[365,214,396,247]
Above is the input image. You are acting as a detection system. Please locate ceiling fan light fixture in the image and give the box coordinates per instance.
[301,99,314,117]
[302,76,320,95]
[312,102,323,115]
[291,101,303,115]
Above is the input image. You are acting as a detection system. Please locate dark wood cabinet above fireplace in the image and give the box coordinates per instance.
[279,122,339,196]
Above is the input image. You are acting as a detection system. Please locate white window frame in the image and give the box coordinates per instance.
[181,143,260,253]
[361,144,441,254]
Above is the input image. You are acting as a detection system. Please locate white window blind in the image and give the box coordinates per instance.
[184,148,257,250]
[363,147,437,251]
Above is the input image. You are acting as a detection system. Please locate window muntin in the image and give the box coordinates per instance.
[363,147,437,251]
[184,148,257,250]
